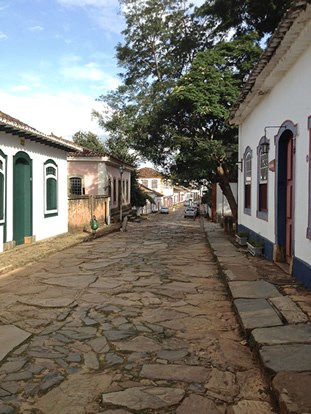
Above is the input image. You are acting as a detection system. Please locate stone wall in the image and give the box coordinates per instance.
[68,195,110,230]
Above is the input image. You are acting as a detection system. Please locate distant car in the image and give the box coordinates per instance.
[184,207,197,218]
[160,206,169,214]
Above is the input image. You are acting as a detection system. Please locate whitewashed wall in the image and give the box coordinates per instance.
[1,133,69,250]
[238,44,311,264]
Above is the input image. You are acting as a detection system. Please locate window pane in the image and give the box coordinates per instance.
[244,150,252,210]
[47,178,57,210]
[0,173,3,219]
[46,166,56,176]
[260,153,268,181]
[245,156,251,181]
[70,177,82,195]
[259,183,267,212]
[113,178,116,202]
[244,184,251,209]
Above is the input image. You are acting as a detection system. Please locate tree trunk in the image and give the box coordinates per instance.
[216,164,237,222]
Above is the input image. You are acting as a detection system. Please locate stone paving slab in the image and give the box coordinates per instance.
[260,344,311,373]
[269,296,309,324]
[272,371,311,414]
[234,298,283,332]
[0,325,31,363]
[217,256,251,266]
[252,324,311,346]
[223,265,260,281]
[226,400,277,414]
[102,387,185,411]
[229,280,282,299]
[140,364,210,383]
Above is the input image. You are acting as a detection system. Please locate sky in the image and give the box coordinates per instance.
[0,0,204,141]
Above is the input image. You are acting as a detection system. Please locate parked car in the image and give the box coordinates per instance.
[184,207,197,218]
[160,206,169,214]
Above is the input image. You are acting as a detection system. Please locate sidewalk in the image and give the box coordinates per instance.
[0,223,120,276]
[204,220,311,414]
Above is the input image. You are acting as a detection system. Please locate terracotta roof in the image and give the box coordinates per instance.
[139,183,163,197]
[0,110,83,152]
[138,167,163,178]
[230,0,311,123]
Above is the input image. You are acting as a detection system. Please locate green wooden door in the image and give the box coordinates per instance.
[13,153,32,245]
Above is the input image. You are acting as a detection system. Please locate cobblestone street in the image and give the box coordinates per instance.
[0,209,275,414]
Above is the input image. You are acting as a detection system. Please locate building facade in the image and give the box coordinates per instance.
[0,111,82,252]
[230,1,311,288]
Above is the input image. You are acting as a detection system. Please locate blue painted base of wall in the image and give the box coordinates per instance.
[293,257,311,290]
[237,224,274,260]
[237,224,311,290]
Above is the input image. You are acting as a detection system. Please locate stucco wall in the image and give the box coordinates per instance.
[67,161,99,195]
[68,195,109,229]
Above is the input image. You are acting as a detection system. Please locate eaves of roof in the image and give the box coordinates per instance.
[139,183,163,197]
[67,148,135,170]
[230,0,311,124]
[0,111,83,153]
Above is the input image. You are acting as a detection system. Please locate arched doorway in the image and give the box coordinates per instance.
[13,152,32,245]
[275,122,296,266]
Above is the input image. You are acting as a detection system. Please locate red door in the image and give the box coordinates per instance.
[286,138,293,264]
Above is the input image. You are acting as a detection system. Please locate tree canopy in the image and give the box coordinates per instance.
[72,131,105,152]
[93,0,291,219]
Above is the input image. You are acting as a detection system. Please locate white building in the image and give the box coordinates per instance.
[230,1,311,289]
[138,167,174,207]
[0,111,82,253]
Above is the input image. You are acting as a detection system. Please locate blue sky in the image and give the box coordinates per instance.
[0,0,203,140]
[0,0,124,139]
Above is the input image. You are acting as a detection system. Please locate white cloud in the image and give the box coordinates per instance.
[0,91,107,139]
[0,31,8,39]
[10,85,32,92]
[0,2,9,12]
[61,62,105,81]
[59,58,121,91]
[56,0,124,35]
[28,25,44,32]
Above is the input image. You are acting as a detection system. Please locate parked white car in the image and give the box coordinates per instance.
[160,206,169,214]
[184,207,197,218]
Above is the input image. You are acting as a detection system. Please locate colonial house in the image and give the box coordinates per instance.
[0,110,82,253]
[230,1,311,288]
[67,149,133,224]
[138,183,163,214]
[138,167,174,207]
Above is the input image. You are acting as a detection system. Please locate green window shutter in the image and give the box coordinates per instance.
[47,177,57,210]
[0,173,3,220]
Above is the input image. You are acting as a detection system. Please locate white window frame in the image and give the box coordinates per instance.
[44,160,58,216]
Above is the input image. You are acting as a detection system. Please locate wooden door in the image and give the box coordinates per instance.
[285,138,293,264]
[13,154,32,245]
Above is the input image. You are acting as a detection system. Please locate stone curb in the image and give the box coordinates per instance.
[203,219,311,414]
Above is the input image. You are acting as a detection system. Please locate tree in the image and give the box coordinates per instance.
[94,0,286,220]
[94,0,207,166]
[72,131,105,152]
[196,0,292,39]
